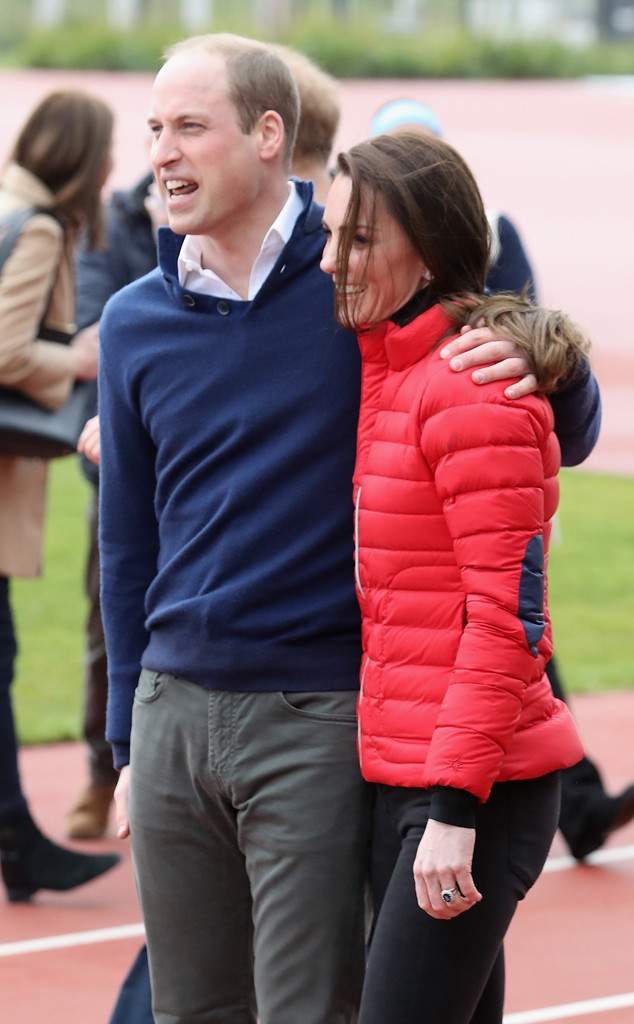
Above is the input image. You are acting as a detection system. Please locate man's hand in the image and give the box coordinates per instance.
[114,765,131,839]
[413,819,482,920]
[440,325,538,400]
[78,415,101,465]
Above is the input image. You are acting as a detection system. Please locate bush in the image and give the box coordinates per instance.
[12,21,182,71]
[4,15,634,78]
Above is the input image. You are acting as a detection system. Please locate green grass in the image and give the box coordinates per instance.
[11,462,634,746]
[548,470,634,694]
[12,457,91,746]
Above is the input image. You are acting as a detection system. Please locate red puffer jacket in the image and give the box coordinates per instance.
[354,304,583,802]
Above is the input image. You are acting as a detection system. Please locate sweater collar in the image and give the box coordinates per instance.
[157,177,322,288]
[378,303,457,372]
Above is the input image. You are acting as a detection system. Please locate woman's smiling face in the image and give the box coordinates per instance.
[320,172,429,328]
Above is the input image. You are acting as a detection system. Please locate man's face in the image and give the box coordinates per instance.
[148,49,261,240]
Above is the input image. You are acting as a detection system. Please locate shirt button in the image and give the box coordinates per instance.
[183,294,196,307]
[217,300,230,315]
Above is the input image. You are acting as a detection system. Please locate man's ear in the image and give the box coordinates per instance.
[256,110,285,163]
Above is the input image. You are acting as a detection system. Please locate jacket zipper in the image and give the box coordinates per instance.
[354,486,365,599]
[357,655,369,773]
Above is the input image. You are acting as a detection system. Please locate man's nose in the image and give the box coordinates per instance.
[152,129,179,167]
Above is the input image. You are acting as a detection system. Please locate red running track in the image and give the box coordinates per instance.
[1,689,634,1024]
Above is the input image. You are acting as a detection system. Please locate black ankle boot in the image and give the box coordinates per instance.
[0,814,121,902]
[560,784,634,861]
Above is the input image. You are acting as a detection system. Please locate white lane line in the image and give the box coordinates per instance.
[544,843,634,873]
[0,922,144,958]
[504,991,634,1023]
[1,844,632,1015]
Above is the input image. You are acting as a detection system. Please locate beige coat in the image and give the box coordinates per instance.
[0,163,77,577]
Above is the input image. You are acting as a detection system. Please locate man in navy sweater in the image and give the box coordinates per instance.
[100,36,369,1024]
[98,34,600,1024]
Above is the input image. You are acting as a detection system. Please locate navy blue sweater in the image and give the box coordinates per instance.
[99,181,600,768]
[99,182,363,766]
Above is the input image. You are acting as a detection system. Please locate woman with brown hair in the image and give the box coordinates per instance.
[320,130,589,1023]
[0,89,120,902]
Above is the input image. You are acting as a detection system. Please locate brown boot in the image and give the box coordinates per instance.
[66,782,117,840]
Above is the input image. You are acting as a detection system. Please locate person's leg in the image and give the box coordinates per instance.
[83,488,117,785]
[0,575,28,824]
[547,656,634,859]
[368,784,402,942]
[108,945,155,1024]
[0,575,120,902]
[67,488,117,839]
[128,672,257,1024]
[235,690,371,1024]
[359,775,560,1024]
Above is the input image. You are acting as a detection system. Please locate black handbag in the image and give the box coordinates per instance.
[0,207,95,459]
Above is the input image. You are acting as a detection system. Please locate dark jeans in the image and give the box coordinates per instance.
[0,575,28,825]
[362,774,561,1024]
[82,488,117,787]
[108,945,155,1024]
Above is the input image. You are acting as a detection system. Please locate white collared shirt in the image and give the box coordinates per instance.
[177,180,303,300]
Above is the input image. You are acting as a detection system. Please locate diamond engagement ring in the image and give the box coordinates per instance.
[440,888,458,904]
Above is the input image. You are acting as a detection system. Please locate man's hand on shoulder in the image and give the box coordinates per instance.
[440,325,538,400]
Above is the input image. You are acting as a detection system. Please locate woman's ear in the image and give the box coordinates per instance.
[256,110,285,163]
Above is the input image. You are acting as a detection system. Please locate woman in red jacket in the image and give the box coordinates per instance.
[320,131,589,1024]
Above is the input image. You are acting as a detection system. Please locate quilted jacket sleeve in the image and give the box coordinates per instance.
[418,362,558,801]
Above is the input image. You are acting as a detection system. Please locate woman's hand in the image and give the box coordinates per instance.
[78,415,101,465]
[440,325,538,400]
[413,819,482,919]
[70,321,100,380]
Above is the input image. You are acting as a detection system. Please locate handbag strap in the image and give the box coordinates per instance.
[0,206,72,347]
[0,206,61,274]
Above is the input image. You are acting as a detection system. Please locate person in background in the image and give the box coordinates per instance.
[0,89,120,902]
[272,43,341,204]
[320,127,588,1024]
[369,97,537,299]
[66,170,166,841]
[369,96,633,862]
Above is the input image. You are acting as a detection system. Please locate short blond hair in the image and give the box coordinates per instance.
[165,34,300,170]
